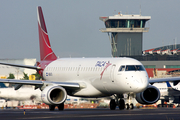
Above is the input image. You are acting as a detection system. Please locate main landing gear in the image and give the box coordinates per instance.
[49,102,64,111]
[110,94,134,110]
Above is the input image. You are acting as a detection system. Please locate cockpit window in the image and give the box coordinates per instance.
[119,65,145,72]
[119,65,125,71]
[125,65,145,71]
[135,65,145,71]
[126,65,136,71]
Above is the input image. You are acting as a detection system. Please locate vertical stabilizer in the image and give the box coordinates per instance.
[37,6,57,61]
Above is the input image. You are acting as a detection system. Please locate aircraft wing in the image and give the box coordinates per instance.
[0,79,81,91]
[0,62,41,70]
[149,77,180,85]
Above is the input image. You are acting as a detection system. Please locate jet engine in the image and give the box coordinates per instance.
[41,85,67,105]
[136,85,160,104]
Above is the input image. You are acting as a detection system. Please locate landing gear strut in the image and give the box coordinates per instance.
[109,94,134,110]
[125,94,134,110]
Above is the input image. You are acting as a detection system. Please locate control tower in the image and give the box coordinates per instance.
[99,13,151,57]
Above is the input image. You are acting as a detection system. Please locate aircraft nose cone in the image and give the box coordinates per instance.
[135,78,148,92]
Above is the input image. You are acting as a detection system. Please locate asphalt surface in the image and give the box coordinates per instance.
[0,107,179,120]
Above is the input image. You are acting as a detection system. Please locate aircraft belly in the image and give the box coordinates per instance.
[72,83,107,97]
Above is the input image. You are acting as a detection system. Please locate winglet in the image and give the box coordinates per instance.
[166,81,172,88]
[0,83,7,88]
[37,6,57,61]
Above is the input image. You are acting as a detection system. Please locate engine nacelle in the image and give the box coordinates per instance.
[41,85,67,105]
[136,85,160,104]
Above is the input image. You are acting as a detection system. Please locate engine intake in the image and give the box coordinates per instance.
[41,85,67,105]
[136,85,160,104]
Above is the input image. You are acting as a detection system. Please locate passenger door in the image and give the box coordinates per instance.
[110,64,116,82]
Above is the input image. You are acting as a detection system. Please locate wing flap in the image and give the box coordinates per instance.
[0,79,43,85]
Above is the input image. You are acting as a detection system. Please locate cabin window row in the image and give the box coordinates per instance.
[46,67,108,72]
[159,87,178,90]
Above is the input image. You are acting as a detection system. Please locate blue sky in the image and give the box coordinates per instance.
[0,0,180,60]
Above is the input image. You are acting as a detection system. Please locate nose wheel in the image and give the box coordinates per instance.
[126,103,134,109]
[126,103,130,109]
[130,103,134,109]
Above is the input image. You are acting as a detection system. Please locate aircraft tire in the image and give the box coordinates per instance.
[58,103,64,111]
[49,105,55,111]
[119,99,125,110]
[130,103,134,109]
[110,99,116,110]
[126,103,130,110]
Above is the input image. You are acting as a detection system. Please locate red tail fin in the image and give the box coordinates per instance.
[37,6,57,61]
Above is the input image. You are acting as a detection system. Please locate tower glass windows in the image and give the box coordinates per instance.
[105,19,147,28]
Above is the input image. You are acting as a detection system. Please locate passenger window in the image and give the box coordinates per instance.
[119,66,125,71]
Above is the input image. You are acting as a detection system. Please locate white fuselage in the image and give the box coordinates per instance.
[43,58,149,97]
[0,87,41,101]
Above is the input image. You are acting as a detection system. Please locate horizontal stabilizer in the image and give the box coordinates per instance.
[0,62,41,70]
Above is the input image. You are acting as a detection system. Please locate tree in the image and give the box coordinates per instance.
[7,73,15,87]
[21,72,29,80]
[7,73,15,79]
[32,72,42,80]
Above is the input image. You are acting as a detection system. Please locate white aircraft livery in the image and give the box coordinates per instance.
[0,83,41,101]
[153,82,180,105]
[0,6,180,111]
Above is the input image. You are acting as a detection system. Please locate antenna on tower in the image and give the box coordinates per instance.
[113,10,116,15]
[126,6,128,14]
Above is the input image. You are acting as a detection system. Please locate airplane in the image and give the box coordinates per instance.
[0,6,180,111]
[0,83,41,101]
[153,81,180,106]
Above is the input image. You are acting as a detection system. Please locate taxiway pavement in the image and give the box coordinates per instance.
[0,108,179,120]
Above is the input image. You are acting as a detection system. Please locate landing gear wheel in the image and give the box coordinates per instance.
[130,103,134,109]
[49,105,55,111]
[110,99,116,110]
[118,99,125,110]
[58,103,64,111]
[126,103,130,110]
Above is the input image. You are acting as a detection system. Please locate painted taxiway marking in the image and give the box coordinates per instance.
[18,112,180,119]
